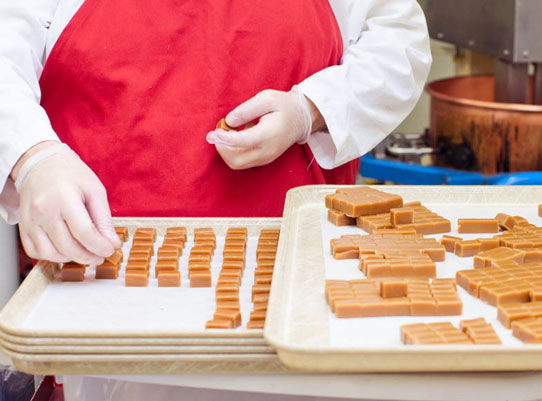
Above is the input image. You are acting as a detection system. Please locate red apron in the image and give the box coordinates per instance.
[39,0,358,217]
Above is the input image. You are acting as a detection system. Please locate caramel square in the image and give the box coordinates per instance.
[125,272,148,287]
[190,273,212,287]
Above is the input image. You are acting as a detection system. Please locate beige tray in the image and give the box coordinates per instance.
[0,336,273,355]
[265,185,542,372]
[0,217,279,340]
[2,347,289,375]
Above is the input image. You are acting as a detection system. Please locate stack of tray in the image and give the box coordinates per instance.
[0,217,287,374]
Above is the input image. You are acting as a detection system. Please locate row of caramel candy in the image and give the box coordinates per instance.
[206,227,248,329]
[326,278,462,318]
[189,227,215,287]
[247,229,280,329]
[125,227,157,286]
[156,227,186,287]
[401,318,501,345]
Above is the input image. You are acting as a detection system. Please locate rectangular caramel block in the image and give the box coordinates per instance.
[497,301,542,328]
[105,248,123,265]
[478,238,500,251]
[95,264,118,279]
[131,244,154,256]
[190,273,212,287]
[247,320,265,329]
[440,235,463,253]
[511,317,542,343]
[214,310,241,328]
[401,322,472,345]
[205,319,232,329]
[157,248,180,259]
[216,301,240,312]
[61,266,85,282]
[251,284,271,302]
[325,186,403,217]
[157,271,180,287]
[457,218,499,234]
[126,260,150,272]
[155,262,178,277]
[454,240,481,257]
[216,283,239,294]
[162,238,185,249]
[250,310,267,321]
[134,227,157,241]
[379,280,407,298]
[166,226,187,241]
[115,226,129,242]
[460,318,501,344]
[539,205,542,218]
[227,227,248,236]
[217,292,240,302]
[328,208,356,226]
[125,272,148,287]
[390,208,414,226]
[495,213,517,230]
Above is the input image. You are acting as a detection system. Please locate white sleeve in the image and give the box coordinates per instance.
[300,0,432,169]
[0,0,62,224]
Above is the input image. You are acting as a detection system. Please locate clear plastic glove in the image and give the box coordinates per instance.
[14,143,120,264]
[206,86,316,170]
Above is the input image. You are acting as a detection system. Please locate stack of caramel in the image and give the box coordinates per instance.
[155,227,186,287]
[189,228,215,287]
[125,227,156,287]
[206,227,248,329]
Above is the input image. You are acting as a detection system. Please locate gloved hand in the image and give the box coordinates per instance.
[206,86,321,169]
[13,142,121,264]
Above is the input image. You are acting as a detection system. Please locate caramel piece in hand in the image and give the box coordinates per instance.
[157,271,180,287]
[61,266,85,282]
[125,272,148,287]
[328,208,356,226]
[457,218,499,234]
[216,118,236,131]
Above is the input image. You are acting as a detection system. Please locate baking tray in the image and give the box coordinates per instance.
[0,217,279,340]
[1,347,288,375]
[265,185,542,372]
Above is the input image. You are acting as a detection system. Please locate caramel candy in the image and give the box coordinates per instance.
[251,284,271,302]
[216,283,239,294]
[325,186,403,217]
[217,292,240,302]
[134,227,157,241]
[255,275,273,285]
[511,317,542,343]
[155,262,178,277]
[216,118,236,131]
[379,280,407,298]
[213,310,241,328]
[390,208,414,226]
[61,266,85,282]
[328,208,356,226]
[460,318,501,344]
[539,205,542,218]
[166,226,187,241]
[105,248,123,265]
[440,235,463,253]
[115,226,129,242]
[401,322,472,345]
[191,245,213,257]
[125,272,148,287]
[162,238,184,249]
[253,301,268,311]
[478,238,500,251]
[216,301,240,311]
[190,273,212,287]
[497,301,542,328]
[454,240,481,257]
[253,293,269,304]
[250,310,267,321]
[157,270,180,287]
[126,260,150,271]
[157,247,180,258]
[131,244,154,256]
[495,213,517,230]
[95,264,118,279]
[227,227,248,236]
[206,319,232,329]
[247,320,265,329]
[222,261,244,271]
[457,218,499,234]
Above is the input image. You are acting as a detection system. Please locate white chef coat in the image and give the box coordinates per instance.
[0,0,431,223]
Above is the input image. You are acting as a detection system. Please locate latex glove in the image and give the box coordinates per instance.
[14,142,121,264]
[206,86,316,170]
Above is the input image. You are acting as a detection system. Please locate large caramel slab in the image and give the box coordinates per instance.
[325,186,403,217]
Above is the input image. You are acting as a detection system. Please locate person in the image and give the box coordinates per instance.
[0,0,431,265]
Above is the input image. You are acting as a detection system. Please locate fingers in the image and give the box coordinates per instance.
[207,114,276,148]
[20,227,71,263]
[84,183,122,249]
[226,89,278,127]
[61,192,115,258]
